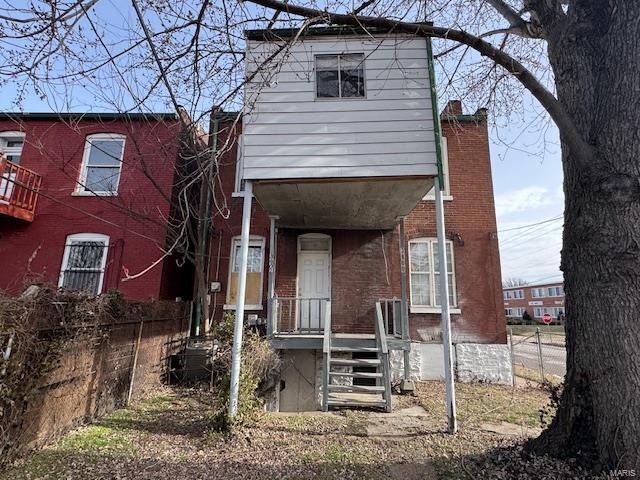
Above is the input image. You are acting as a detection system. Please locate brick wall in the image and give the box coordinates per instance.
[0,117,186,300]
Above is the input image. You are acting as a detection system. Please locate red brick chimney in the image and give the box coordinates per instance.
[442,100,463,116]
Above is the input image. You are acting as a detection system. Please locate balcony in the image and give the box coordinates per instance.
[0,157,42,222]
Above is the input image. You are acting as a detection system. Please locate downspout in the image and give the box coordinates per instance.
[193,113,219,336]
[426,36,444,188]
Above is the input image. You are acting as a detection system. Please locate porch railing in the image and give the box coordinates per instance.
[0,157,42,221]
[378,298,403,337]
[271,297,330,335]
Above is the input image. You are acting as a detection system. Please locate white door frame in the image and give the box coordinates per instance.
[296,233,331,331]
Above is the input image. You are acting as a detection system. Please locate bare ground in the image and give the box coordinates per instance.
[2,382,593,479]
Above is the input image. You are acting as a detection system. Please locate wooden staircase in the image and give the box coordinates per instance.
[322,303,392,412]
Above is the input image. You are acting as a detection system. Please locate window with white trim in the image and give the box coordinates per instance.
[0,131,25,164]
[531,287,546,298]
[77,134,125,194]
[226,236,265,308]
[58,233,109,295]
[424,137,451,199]
[315,54,365,98]
[534,306,564,318]
[504,290,512,300]
[547,285,564,297]
[408,238,456,308]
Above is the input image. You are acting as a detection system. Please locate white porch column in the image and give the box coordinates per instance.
[266,216,278,336]
[435,176,457,434]
[229,180,253,418]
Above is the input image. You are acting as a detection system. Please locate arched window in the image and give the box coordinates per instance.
[77,133,126,195]
[58,233,110,295]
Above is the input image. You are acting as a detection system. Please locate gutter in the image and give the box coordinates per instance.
[425,36,445,190]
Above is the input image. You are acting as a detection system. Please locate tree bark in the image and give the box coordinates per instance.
[528,1,640,471]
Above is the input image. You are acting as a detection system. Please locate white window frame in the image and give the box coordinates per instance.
[0,131,26,164]
[531,287,546,298]
[224,235,265,311]
[408,237,460,314]
[504,290,512,300]
[547,285,564,297]
[58,233,110,295]
[423,137,452,201]
[314,53,366,100]
[75,133,126,196]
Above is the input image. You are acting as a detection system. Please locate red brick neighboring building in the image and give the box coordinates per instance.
[0,113,196,301]
[208,101,505,347]
[503,281,565,322]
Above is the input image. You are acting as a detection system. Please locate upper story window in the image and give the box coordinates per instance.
[77,134,126,195]
[547,285,564,297]
[512,289,524,299]
[408,238,457,308]
[315,53,365,99]
[531,287,546,298]
[0,131,25,164]
[58,233,110,295]
[424,137,451,199]
[504,291,511,300]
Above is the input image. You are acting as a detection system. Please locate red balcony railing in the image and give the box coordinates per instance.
[0,157,42,222]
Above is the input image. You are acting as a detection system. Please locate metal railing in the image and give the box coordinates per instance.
[271,297,330,335]
[378,298,403,337]
[0,157,42,220]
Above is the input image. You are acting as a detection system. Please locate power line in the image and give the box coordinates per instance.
[498,213,563,233]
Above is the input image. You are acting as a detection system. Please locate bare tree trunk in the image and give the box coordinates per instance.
[528,1,640,471]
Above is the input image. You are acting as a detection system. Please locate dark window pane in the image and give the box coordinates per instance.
[62,271,100,294]
[85,166,120,192]
[87,139,124,166]
[316,70,339,98]
[341,68,365,97]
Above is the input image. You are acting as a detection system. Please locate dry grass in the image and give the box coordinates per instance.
[3,382,591,480]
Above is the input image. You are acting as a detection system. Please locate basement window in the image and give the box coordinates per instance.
[58,233,110,295]
[77,133,126,195]
[408,238,457,309]
[225,236,265,310]
[315,53,365,98]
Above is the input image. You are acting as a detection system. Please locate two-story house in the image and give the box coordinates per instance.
[0,112,197,301]
[206,27,510,412]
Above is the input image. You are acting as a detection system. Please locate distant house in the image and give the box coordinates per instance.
[0,112,197,301]
[503,281,565,322]
[205,26,510,412]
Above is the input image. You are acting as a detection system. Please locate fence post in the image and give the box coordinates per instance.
[508,327,515,387]
[536,327,545,382]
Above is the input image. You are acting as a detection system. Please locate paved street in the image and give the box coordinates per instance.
[513,338,566,377]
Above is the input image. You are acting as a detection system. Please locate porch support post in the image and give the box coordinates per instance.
[266,216,278,337]
[435,176,457,434]
[398,217,411,381]
[229,180,253,418]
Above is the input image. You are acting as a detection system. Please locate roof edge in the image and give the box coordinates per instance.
[0,112,178,122]
[245,24,433,41]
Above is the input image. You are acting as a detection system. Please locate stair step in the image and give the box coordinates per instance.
[326,399,388,408]
[329,371,383,378]
[330,347,379,353]
[330,358,381,367]
[328,384,385,393]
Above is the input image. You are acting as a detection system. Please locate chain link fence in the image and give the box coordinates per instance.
[509,326,566,384]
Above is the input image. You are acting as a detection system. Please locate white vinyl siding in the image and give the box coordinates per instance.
[408,238,456,308]
[242,36,437,180]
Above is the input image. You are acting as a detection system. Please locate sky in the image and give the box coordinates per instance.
[0,2,565,285]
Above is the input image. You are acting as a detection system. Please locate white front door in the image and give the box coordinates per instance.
[297,251,330,331]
